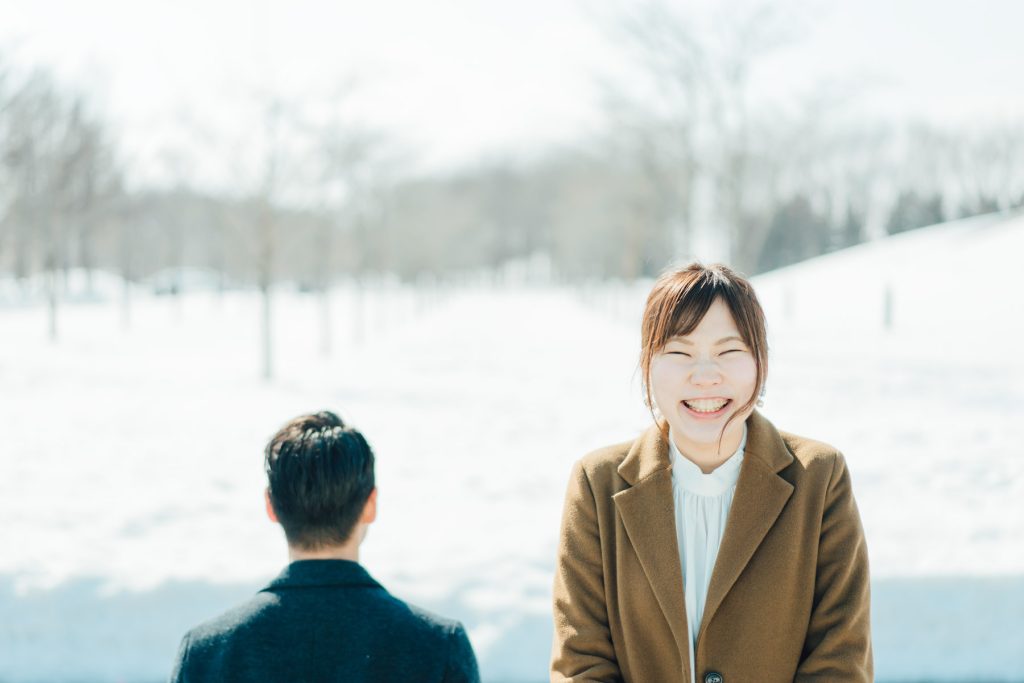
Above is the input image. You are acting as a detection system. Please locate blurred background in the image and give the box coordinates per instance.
[1,0,1022,681]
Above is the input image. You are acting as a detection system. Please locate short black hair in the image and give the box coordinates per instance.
[264,411,375,551]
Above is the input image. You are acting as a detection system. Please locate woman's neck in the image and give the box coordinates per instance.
[672,424,745,474]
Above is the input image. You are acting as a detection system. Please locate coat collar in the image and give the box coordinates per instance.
[741,409,796,474]
[616,410,792,486]
[612,410,795,664]
[261,559,382,592]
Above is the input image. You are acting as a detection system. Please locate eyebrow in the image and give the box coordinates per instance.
[671,335,746,346]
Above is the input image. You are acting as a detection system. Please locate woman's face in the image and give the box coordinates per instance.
[649,297,758,455]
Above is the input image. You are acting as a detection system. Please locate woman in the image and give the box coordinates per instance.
[551,263,872,683]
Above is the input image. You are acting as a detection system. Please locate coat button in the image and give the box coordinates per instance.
[704,673,723,683]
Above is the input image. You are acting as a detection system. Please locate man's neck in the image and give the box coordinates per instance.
[287,543,359,563]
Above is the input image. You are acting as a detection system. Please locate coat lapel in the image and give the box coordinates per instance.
[700,411,794,639]
[613,426,691,667]
[610,413,796,664]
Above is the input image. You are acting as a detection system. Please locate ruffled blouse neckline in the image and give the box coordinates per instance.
[669,424,747,497]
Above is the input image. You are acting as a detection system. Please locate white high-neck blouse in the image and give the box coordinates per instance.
[669,425,747,683]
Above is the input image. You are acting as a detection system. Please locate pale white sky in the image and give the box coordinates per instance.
[1,0,1022,185]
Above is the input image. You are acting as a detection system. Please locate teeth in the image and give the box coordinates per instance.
[684,399,729,413]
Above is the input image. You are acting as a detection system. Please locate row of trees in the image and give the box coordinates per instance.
[4,2,1024,298]
[0,64,122,333]
[594,1,1024,274]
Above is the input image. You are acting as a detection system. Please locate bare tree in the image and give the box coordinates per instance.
[298,88,384,354]
[255,97,283,379]
[0,52,13,274]
[1,71,67,336]
[116,189,141,329]
[60,97,122,297]
[607,3,703,259]
[945,123,1024,215]
[605,1,803,271]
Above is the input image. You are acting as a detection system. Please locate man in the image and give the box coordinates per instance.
[170,411,480,682]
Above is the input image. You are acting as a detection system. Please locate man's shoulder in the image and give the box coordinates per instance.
[400,601,478,682]
[357,588,468,646]
[174,580,477,680]
[180,591,280,649]
[402,600,467,636]
[183,583,464,644]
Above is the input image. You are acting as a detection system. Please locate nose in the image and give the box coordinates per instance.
[690,358,722,386]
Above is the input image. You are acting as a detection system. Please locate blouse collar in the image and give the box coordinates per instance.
[669,424,747,497]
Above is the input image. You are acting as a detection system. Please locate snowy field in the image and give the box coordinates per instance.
[2,212,1023,682]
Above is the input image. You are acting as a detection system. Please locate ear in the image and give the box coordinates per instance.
[264,488,279,523]
[360,488,377,525]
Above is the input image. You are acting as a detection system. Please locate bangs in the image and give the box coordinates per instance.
[663,290,715,344]
[654,269,734,348]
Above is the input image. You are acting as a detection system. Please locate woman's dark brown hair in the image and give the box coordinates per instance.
[640,262,769,448]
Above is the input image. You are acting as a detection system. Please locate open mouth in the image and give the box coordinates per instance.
[682,398,731,416]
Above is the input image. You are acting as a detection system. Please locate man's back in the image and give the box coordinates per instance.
[171,560,479,683]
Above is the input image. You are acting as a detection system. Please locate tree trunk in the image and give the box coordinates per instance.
[47,260,58,341]
[320,286,332,356]
[352,278,365,345]
[261,281,273,381]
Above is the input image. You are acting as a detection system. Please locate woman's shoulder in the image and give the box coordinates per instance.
[774,426,851,485]
[573,425,665,486]
[577,437,637,472]
[778,429,843,461]
[749,410,834,459]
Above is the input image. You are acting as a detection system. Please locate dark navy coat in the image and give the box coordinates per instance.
[170,560,479,683]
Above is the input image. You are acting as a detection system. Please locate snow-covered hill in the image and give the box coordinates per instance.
[2,212,1022,681]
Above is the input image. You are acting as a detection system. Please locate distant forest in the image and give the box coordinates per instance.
[3,3,1023,297]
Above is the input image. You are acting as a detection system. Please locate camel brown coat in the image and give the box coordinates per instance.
[551,411,872,682]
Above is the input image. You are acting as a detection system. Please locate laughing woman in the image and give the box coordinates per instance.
[551,263,872,683]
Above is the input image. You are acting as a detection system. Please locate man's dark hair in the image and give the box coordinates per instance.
[264,411,375,551]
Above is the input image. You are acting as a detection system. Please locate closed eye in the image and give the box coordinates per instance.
[667,351,691,357]
[720,349,745,355]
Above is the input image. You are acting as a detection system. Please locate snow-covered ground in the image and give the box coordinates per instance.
[2,212,1023,682]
